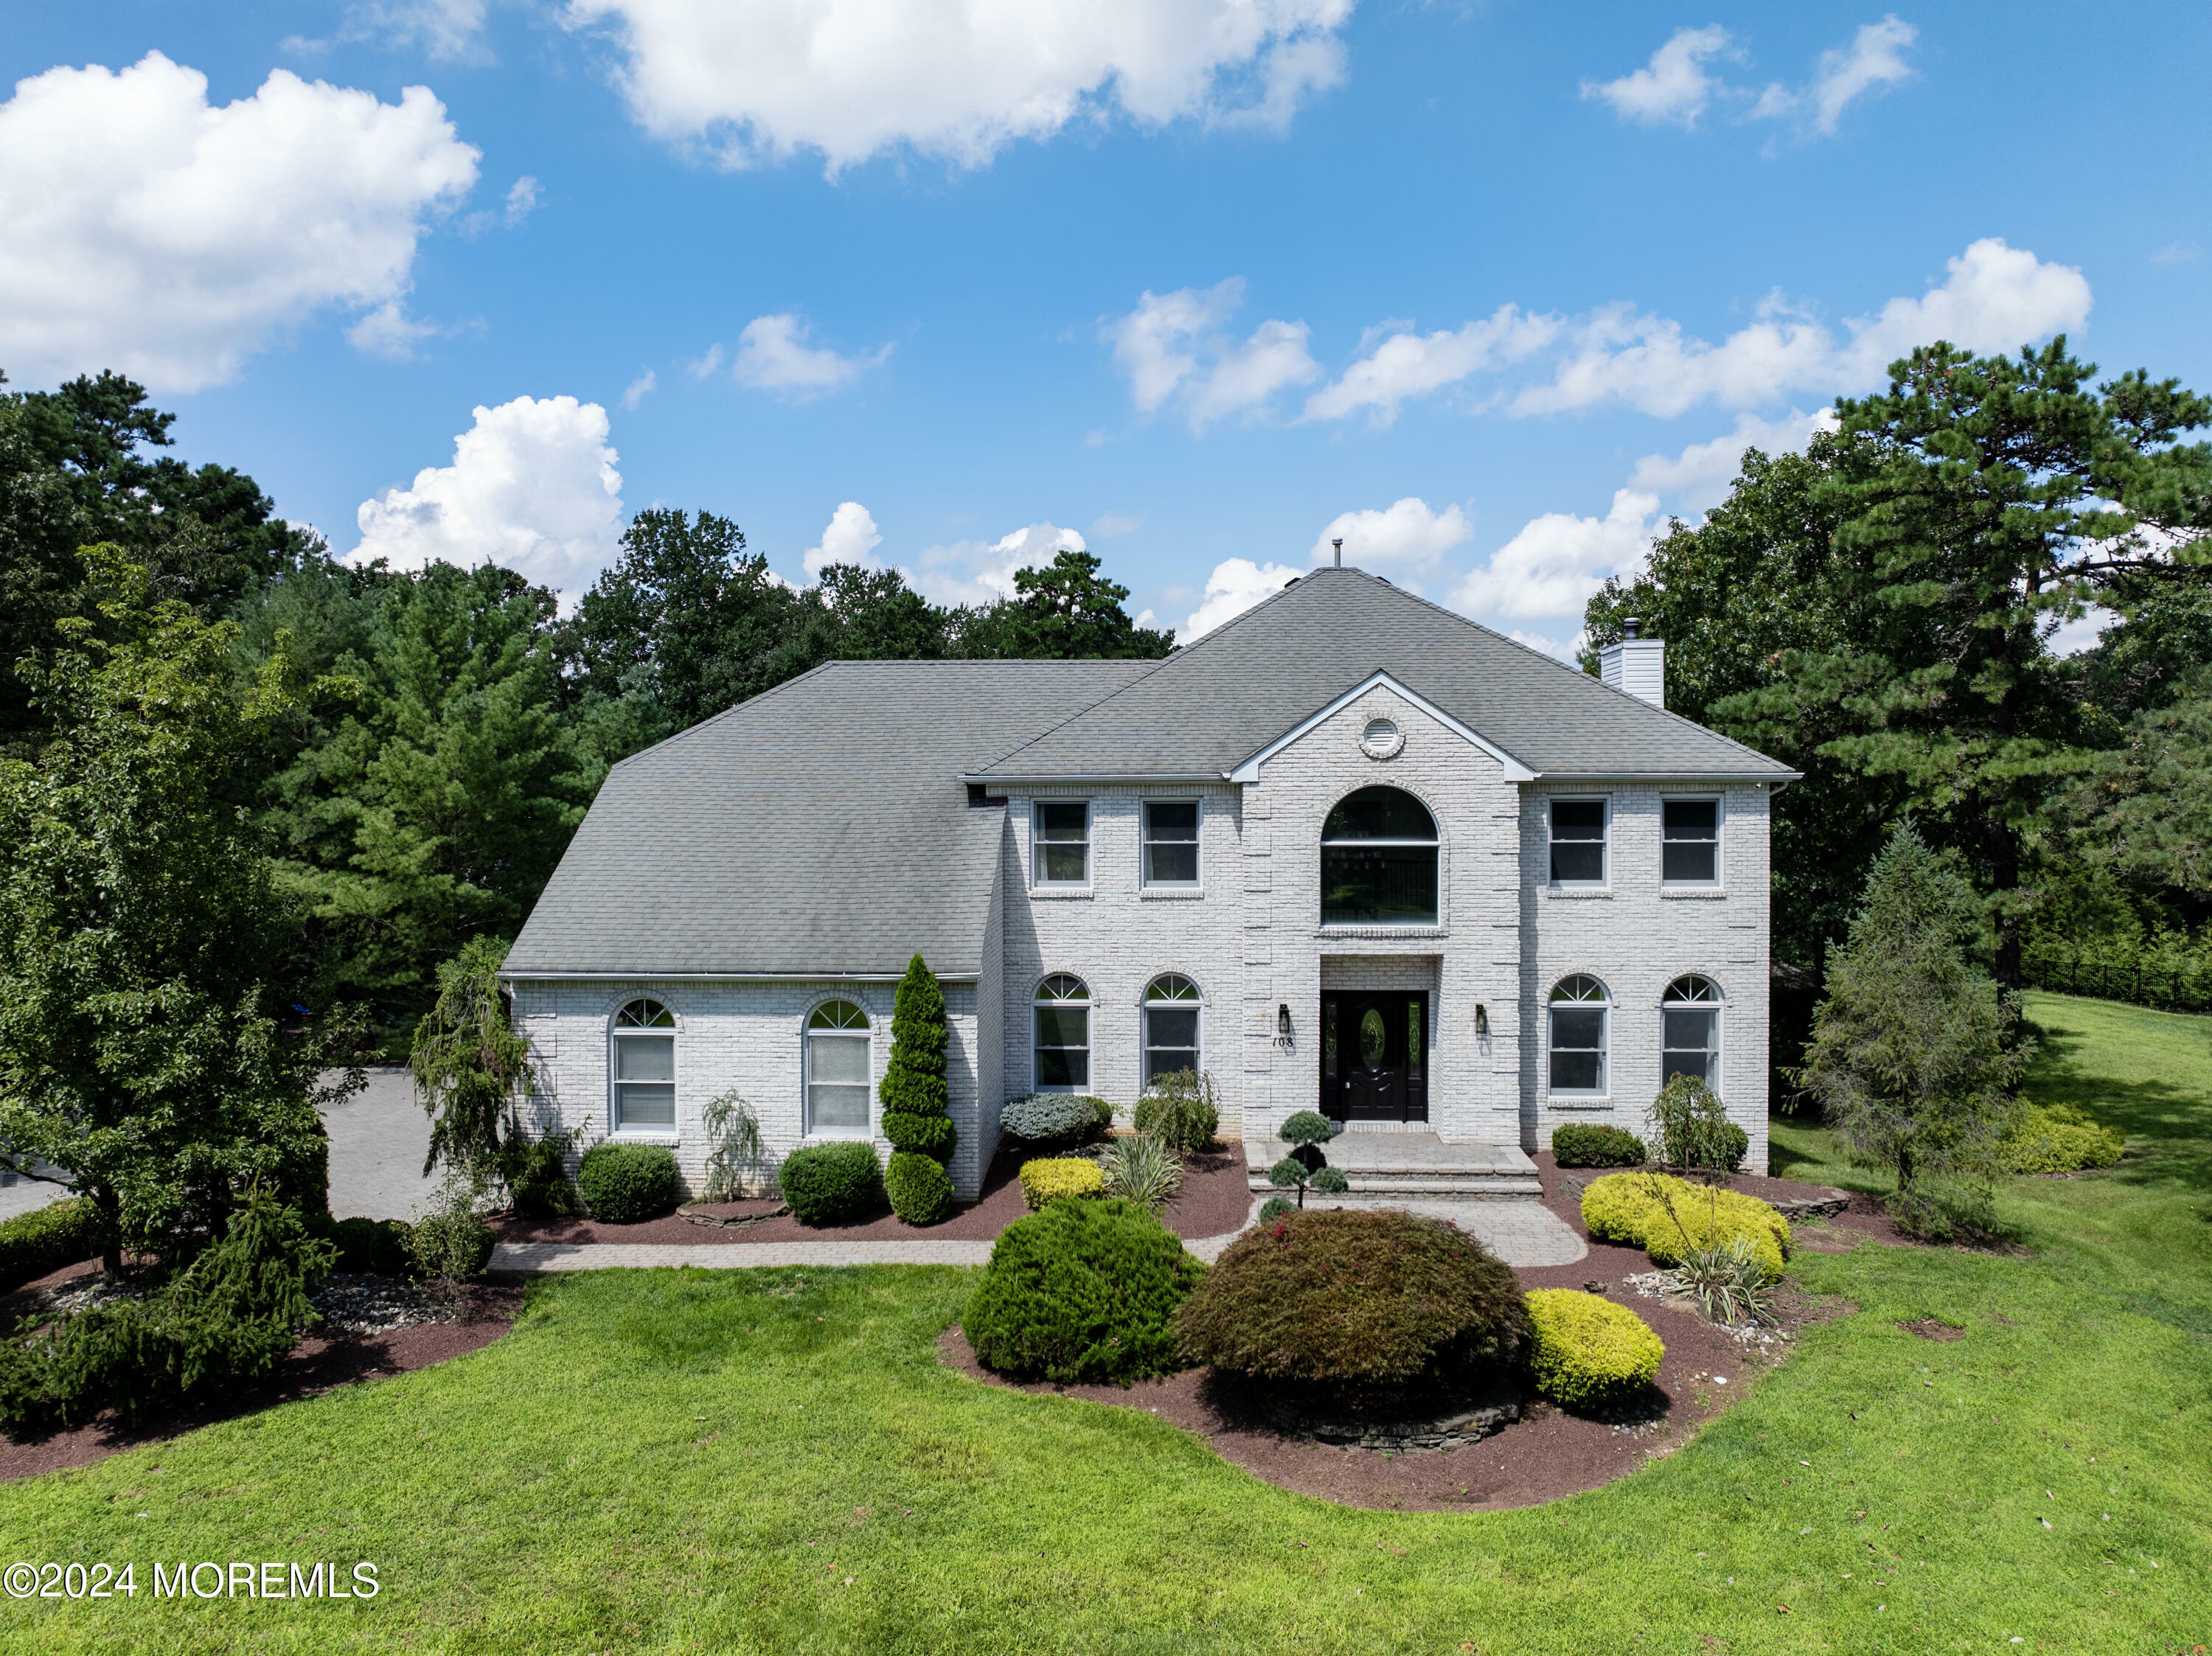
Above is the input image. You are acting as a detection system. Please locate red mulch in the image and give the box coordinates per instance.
[0,1259,521,1484]
[493,1142,1255,1248]
[941,1153,1863,1513]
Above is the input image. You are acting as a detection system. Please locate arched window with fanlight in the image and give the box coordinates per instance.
[1320,786,1439,925]
[611,998,677,1131]
[805,1000,872,1134]
[1142,974,1202,1087]
[1662,975,1722,1089]
[1034,974,1091,1091]
[1548,975,1610,1097]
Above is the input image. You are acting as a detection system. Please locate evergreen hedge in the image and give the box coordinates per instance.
[779,1141,883,1227]
[577,1143,682,1224]
[963,1197,1203,1384]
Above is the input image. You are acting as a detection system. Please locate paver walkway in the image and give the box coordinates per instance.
[493,1194,1585,1273]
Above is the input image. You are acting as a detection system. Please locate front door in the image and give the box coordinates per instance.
[1320,992,1429,1123]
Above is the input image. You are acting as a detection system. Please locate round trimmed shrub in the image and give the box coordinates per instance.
[1999,1104,2124,1174]
[1001,1094,1103,1144]
[963,1197,1204,1383]
[1258,1195,1297,1223]
[1019,1156,1105,1209]
[883,1111,957,1158]
[1526,1290,1665,1408]
[1582,1172,1788,1278]
[779,1141,883,1226]
[886,1150,956,1225]
[330,1216,414,1276]
[1551,1123,1646,1168]
[577,1143,682,1224]
[1173,1208,1529,1386]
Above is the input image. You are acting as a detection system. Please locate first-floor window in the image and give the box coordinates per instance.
[1142,974,1201,1085]
[806,1000,872,1132]
[1662,975,1722,1088]
[1548,975,1610,1096]
[612,998,676,1130]
[1034,974,1091,1090]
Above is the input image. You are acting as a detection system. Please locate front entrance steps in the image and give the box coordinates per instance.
[1244,1130,1543,1201]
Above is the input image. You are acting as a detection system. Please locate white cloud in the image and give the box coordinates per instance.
[911,521,1086,608]
[686,343,725,378]
[563,0,1354,173]
[1451,488,1659,629]
[346,300,442,361]
[620,368,655,409]
[345,0,491,63]
[1580,25,1738,127]
[1514,239,2090,418]
[460,173,541,237]
[1180,557,1304,642]
[1107,279,1317,429]
[1626,408,1838,515]
[351,395,623,593]
[2151,241,2202,266]
[1304,305,1559,425]
[801,501,886,578]
[1801,15,1918,134]
[1091,512,1144,537]
[730,312,891,396]
[0,52,480,392]
[1308,498,1472,579]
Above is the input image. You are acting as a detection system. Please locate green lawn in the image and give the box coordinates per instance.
[2,993,2208,1655]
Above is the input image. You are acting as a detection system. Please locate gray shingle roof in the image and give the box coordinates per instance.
[973,567,1795,782]
[504,658,1151,977]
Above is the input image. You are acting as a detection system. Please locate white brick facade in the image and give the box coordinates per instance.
[510,679,1775,1194]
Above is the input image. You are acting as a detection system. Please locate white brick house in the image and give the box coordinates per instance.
[504,568,1797,1199]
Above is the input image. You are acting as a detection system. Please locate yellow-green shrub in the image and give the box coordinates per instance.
[2000,1104,2124,1175]
[1526,1290,1665,1408]
[1019,1157,1105,1209]
[1579,1172,1665,1244]
[1580,1172,1789,1278]
[1639,1203,1787,1279]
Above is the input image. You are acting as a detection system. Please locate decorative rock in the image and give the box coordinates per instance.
[1252,1375,1522,1454]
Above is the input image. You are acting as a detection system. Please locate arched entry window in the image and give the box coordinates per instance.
[1142,974,1201,1087]
[805,1001,872,1133]
[1662,975,1722,1089]
[611,998,676,1131]
[1321,787,1439,925]
[1034,975,1091,1091]
[1548,975,1610,1097]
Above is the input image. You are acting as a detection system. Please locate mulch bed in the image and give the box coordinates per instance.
[942,1152,1859,1512]
[1530,1149,1916,1252]
[0,1258,521,1485]
[493,1141,1255,1248]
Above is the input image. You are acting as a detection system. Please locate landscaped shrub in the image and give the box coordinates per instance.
[1579,1172,1788,1280]
[1001,1094,1102,1144]
[779,1141,883,1226]
[1999,1104,2124,1174]
[330,1216,413,1277]
[1174,1209,1529,1387]
[577,1142,682,1224]
[503,1132,581,1220]
[1020,1156,1105,1209]
[1258,1195,1297,1222]
[1267,1110,1346,1208]
[409,1172,499,1282]
[1099,1134,1182,1209]
[1091,1097,1117,1134]
[1526,1290,1665,1408]
[1646,1076,1747,1172]
[0,1197,100,1295]
[1551,1123,1646,1168]
[0,1194,333,1431]
[880,956,957,1223]
[884,1152,955,1225]
[962,1197,1204,1383]
[1135,1069,1220,1152]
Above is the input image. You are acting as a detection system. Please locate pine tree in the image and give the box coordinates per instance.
[880,954,956,1224]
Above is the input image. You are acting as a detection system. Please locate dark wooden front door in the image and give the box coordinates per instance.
[1320,992,1429,1123]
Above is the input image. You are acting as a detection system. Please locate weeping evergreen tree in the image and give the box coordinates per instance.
[1797,824,2026,1238]
[880,954,956,1225]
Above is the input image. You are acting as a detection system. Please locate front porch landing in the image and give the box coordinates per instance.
[1245,1130,1543,1200]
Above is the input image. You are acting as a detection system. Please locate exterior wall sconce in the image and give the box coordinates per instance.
[1472,1001,1489,1037]
[1275,1003,1293,1048]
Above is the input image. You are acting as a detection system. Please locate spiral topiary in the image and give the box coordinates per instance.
[880,955,959,1222]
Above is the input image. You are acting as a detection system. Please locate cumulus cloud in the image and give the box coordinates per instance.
[1580,24,1738,127]
[351,395,623,593]
[1586,17,1916,139]
[1107,279,1317,429]
[911,521,1086,608]
[1514,239,2090,419]
[563,0,1354,173]
[1303,305,1560,425]
[1451,488,1660,637]
[1625,408,1838,513]
[1308,498,1472,580]
[1180,557,1304,642]
[801,501,886,578]
[729,312,891,396]
[0,52,480,392]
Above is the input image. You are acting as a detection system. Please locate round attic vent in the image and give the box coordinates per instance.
[1359,717,1404,760]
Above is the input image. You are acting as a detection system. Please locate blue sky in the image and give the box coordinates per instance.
[5,1,2208,651]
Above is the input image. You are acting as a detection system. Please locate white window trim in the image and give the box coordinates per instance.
[1546,796,1610,889]
[1545,981,1612,1099]
[1318,786,1443,928]
[608,1001,679,1138]
[1140,976,1203,1090]
[1032,976,1093,1093]
[1660,795,1725,889]
[1660,977,1725,1094]
[1140,799,1202,889]
[802,1001,874,1141]
[1030,799,1093,890]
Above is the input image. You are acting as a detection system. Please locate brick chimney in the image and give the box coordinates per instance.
[1599,617,1665,708]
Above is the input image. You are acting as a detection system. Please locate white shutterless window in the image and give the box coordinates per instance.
[1547,975,1610,1097]
[805,1000,873,1134]
[1142,801,1200,886]
[611,998,677,1131]
[1033,974,1091,1090]
[1142,974,1201,1086]
[1662,975,1722,1089]
[1661,799,1721,885]
[1032,801,1091,886]
[1548,799,1607,885]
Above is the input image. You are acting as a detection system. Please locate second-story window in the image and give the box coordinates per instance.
[1143,801,1200,886]
[1032,801,1090,886]
[1548,799,1607,885]
[1662,799,1719,884]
